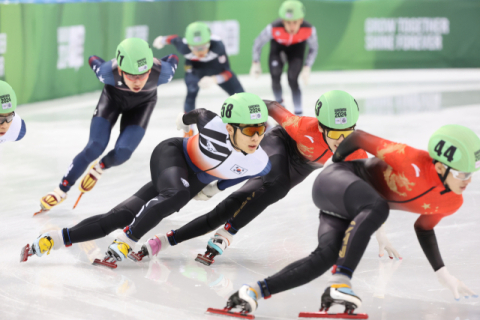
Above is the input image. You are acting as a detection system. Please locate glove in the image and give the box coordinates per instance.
[436,266,478,300]
[153,36,167,50]
[323,157,334,169]
[300,66,311,85]
[176,113,190,133]
[376,224,401,260]
[249,62,262,79]
[198,76,217,89]
[194,181,221,201]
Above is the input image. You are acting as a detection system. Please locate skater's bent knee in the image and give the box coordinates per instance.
[111,146,134,165]
[84,140,107,160]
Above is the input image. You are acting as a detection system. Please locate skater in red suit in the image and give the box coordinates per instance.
[218,125,480,319]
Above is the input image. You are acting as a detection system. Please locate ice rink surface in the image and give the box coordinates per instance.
[1,69,480,320]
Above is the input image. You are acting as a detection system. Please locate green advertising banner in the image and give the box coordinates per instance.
[0,0,479,104]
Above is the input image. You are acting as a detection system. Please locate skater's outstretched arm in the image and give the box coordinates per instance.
[304,26,318,68]
[88,55,115,86]
[156,54,179,85]
[252,24,272,63]
[414,214,452,271]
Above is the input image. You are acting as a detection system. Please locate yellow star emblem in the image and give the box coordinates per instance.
[422,203,431,210]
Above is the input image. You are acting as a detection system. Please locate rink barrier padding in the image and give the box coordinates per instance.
[0,0,479,103]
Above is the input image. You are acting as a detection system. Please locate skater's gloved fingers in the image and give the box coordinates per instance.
[153,36,166,49]
[388,246,402,260]
[458,282,476,297]
[385,246,394,259]
[452,285,460,300]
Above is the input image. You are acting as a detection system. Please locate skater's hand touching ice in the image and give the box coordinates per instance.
[249,62,262,79]
[194,181,221,201]
[436,266,478,300]
[376,224,401,260]
[300,66,311,85]
[198,76,217,89]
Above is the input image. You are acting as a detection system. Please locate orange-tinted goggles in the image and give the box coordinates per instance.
[232,124,266,137]
[326,129,354,140]
[123,71,150,81]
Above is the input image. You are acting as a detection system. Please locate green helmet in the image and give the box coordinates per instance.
[185,22,211,46]
[0,80,17,114]
[428,124,480,173]
[315,90,359,129]
[279,0,305,21]
[220,93,268,125]
[116,38,153,75]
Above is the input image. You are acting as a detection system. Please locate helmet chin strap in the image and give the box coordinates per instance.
[439,164,451,195]
[321,131,333,153]
[230,127,248,156]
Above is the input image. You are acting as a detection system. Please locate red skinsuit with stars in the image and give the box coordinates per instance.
[267,102,367,165]
[343,130,463,230]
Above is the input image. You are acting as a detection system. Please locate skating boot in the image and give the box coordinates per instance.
[35,187,67,216]
[93,234,133,269]
[74,161,104,209]
[206,285,258,319]
[299,284,368,319]
[21,231,63,262]
[129,233,171,262]
[196,227,233,266]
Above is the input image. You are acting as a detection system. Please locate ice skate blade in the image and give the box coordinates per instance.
[33,208,48,216]
[195,253,214,266]
[128,251,146,262]
[206,308,254,319]
[73,193,84,209]
[298,311,368,319]
[20,244,33,262]
[92,258,117,269]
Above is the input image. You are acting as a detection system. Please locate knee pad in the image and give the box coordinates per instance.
[369,198,390,226]
[111,146,134,165]
[287,76,299,89]
[84,139,107,161]
[156,188,190,213]
[264,178,290,201]
[206,197,242,228]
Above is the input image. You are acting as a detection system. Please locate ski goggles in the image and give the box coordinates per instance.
[443,164,474,181]
[326,129,354,140]
[231,124,266,137]
[123,71,150,81]
[0,112,14,125]
[189,43,210,53]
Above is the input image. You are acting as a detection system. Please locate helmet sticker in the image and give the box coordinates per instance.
[137,58,148,72]
[334,108,347,125]
[475,150,480,168]
[193,31,202,43]
[1,94,11,110]
[249,104,262,120]
[286,9,294,19]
